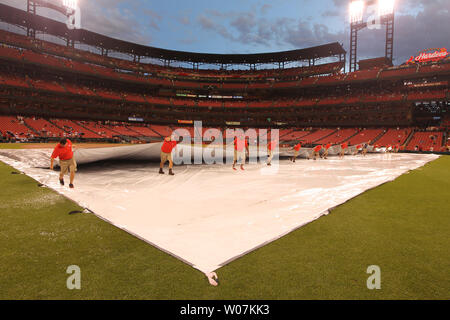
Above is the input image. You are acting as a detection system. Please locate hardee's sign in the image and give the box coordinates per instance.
[407,48,448,64]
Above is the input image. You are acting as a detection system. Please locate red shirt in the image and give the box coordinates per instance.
[294,143,302,151]
[51,140,73,160]
[314,145,322,152]
[325,143,332,150]
[161,139,177,153]
[268,140,278,151]
[234,137,248,151]
[341,143,348,149]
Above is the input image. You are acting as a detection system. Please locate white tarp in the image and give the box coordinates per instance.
[72,142,375,165]
[73,142,277,165]
[75,143,165,164]
[0,148,439,274]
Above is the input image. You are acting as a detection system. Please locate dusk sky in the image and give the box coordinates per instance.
[0,0,449,65]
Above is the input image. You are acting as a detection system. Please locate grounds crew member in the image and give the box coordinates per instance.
[323,143,332,159]
[233,134,249,170]
[312,144,322,160]
[160,135,179,175]
[340,142,348,159]
[291,142,302,162]
[267,139,278,166]
[50,138,76,188]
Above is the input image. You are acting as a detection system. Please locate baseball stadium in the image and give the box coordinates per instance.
[0,0,449,301]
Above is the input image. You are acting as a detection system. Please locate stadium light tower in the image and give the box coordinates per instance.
[349,0,395,72]
[378,0,395,17]
[26,0,80,38]
[63,0,77,11]
[349,0,364,24]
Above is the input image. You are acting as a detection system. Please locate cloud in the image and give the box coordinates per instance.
[142,8,162,31]
[196,9,345,51]
[326,0,450,62]
[178,16,190,26]
[261,4,272,14]
[343,0,450,62]
[322,9,340,17]
[197,14,234,41]
[390,2,450,62]
[1,0,448,64]
[195,0,450,64]
[0,0,155,45]
[0,0,25,10]
[80,0,155,45]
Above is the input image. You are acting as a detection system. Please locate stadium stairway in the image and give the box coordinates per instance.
[373,128,413,147]
[122,125,140,136]
[111,134,133,143]
[406,131,444,151]
[22,120,40,136]
[46,119,67,135]
[24,117,64,138]
[310,129,338,144]
[370,130,390,145]
[403,130,416,148]
[47,119,105,139]
[104,126,142,142]
[116,123,157,141]
[279,129,294,139]
[339,129,359,143]
[148,127,164,138]
[340,130,360,144]
[75,121,112,139]
[293,128,336,145]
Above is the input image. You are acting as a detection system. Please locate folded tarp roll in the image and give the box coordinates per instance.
[74,143,378,165]
[74,143,164,165]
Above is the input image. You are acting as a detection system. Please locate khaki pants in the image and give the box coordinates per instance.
[160,151,173,164]
[234,150,246,164]
[267,149,274,163]
[59,158,77,176]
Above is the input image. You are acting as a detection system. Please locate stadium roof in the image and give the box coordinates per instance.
[0,3,346,65]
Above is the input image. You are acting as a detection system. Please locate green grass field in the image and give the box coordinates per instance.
[0,143,25,149]
[0,156,449,300]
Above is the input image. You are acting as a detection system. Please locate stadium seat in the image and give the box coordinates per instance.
[406,131,444,151]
